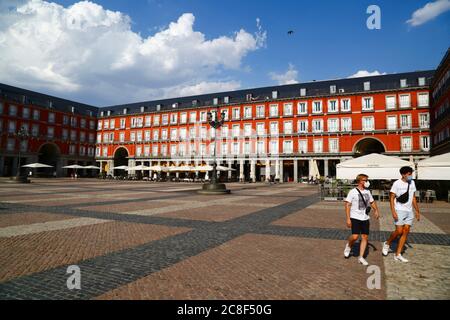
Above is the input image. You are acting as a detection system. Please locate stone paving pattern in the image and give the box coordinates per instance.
[0,179,449,300]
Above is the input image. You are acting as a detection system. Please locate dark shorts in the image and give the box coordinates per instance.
[351,218,370,235]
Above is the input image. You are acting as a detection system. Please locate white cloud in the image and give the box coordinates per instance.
[0,0,266,105]
[348,70,386,78]
[269,63,299,85]
[407,0,450,26]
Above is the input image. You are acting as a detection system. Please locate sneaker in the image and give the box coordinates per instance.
[382,241,390,256]
[358,257,369,266]
[344,243,351,258]
[394,254,409,263]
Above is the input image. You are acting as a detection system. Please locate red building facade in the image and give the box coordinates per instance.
[0,84,98,177]
[95,71,433,182]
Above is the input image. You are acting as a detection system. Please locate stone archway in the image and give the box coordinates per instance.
[38,143,60,177]
[354,138,386,157]
[113,147,129,177]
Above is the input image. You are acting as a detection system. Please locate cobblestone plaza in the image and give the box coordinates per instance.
[0,179,448,300]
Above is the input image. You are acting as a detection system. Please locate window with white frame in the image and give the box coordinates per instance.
[312,119,323,133]
[170,145,177,156]
[200,127,207,139]
[32,124,39,137]
[33,109,40,120]
[269,104,278,117]
[7,138,15,151]
[244,123,252,136]
[270,140,278,154]
[283,103,293,116]
[244,106,252,119]
[297,102,307,115]
[137,131,143,142]
[270,122,278,135]
[162,114,168,125]
[119,132,125,142]
[221,126,228,138]
[221,109,229,120]
[256,123,265,136]
[283,140,293,153]
[362,97,373,110]
[330,85,336,94]
[130,132,136,142]
[256,105,265,118]
[80,131,86,142]
[244,141,251,154]
[48,112,55,123]
[298,140,308,153]
[200,111,207,122]
[327,118,339,132]
[180,113,187,124]
[179,144,186,156]
[96,147,100,157]
[170,113,177,124]
[170,128,177,141]
[221,143,228,155]
[79,146,85,156]
[104,120,109,129]
[153,130,159,141]
[364,81,371,91]
[103,132,109,143]
[257,141,265,154]
[180,128,187,140]
[89,133,94,143]
[420,136,430,151]
[232,124,240,137]
[418,93,429,107]
[224,96,230,104]
[109,119,115,129]
[162,145,168,156]
[284,121,293,134]
[136,146,143,157]
[329,138,339,153]
[400,114,412,129]
[272,91,278,99]
[399,94,410,108]
[341,118,352,132]
[152,145,158,156]
[80,118,86,128]
[362,116,375,131]
[340,99,351,112]
[387,116,397,130]
[109,132,114,143]
[298,120,308,133]
[313,139,323,153]
[386,95,396,109]
[145,131,151,141]
[312,101,322,114]
[145,116,151,127]
[161,129,168,140]
[189,112,197,123]
[419,113,430,128]
[22,107,30,119]
[144,146,150,156]
[153,115,160,126]
[9,105,17,116]
[89,120,95,130]
[232,142,239,155]
[102,147,107,157]
[328,100,338,113]
[8,120,16,133]
[300,88,306,96]
[71,117,77,127]
[120,118,126,128]
[97,133,102,143]
[418,77,426,86]
[401,136,412,152]
[47,127,54,138]
[400,79,407,88]
[70,130,77,141]
[231,108,240,120]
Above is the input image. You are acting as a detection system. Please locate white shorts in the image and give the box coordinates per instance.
[395,210,414,226]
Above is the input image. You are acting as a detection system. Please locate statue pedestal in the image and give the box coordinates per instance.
[197,182,230,195]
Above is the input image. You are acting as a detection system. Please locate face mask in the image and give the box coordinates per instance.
[364,181,370,188]
[407,176,413,182]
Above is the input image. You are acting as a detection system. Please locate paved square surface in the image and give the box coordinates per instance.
[0,179,449,300]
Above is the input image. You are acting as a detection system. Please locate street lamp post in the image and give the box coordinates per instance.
[198,109,230,194]
[13,126,30,183]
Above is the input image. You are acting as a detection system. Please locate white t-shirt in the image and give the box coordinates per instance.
[345,188,374,221]
[390,179,416,212]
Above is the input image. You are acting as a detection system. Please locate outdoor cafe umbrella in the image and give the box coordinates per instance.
[216,165,236,171]
[126,165,151,171]
[22,163,53,168]
[168,165,195,172]
[112,165,129,170]
[148,165,170,172]
[417,152,450,180]
[83,165,100,170]
[22,163,54,177]
[63,164,85,176]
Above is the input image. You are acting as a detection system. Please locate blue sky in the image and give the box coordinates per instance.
[0,0,449,105]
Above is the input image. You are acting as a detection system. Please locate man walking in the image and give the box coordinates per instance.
[382,166,420,262]
[344,174,380,266]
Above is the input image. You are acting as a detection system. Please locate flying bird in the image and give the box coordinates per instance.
[287,30,294,35]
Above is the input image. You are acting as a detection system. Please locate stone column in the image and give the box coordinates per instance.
[250,159,256,183]
[275,159,280,181]
[279,159,284,183]
[239,159,244,182]
[107,160,114,176]
[294,159,298,183]
[265,159,271,182]
[324,159,329,178]
[227,160,232,180]
[128,159,135,175]
[175,160,180,179]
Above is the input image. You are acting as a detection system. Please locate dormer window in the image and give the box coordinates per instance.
[400,79,407,88]
[100,111,104,117]
[140,106,145,113]
[48,101,53,108]
[300,88,306,97]
[418,77,426,86]
[71,106,75,113]
[246,94,253,101]
[213,98,219,105]
[272,91,278,99]
[224,96,230,104]
[192,100,198,106]
[330,85,336,94]
[172,103,178,108]
[123,108,128,115]
[156,104,161,111]
[363,81,370,91]
[107,110,111,116]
